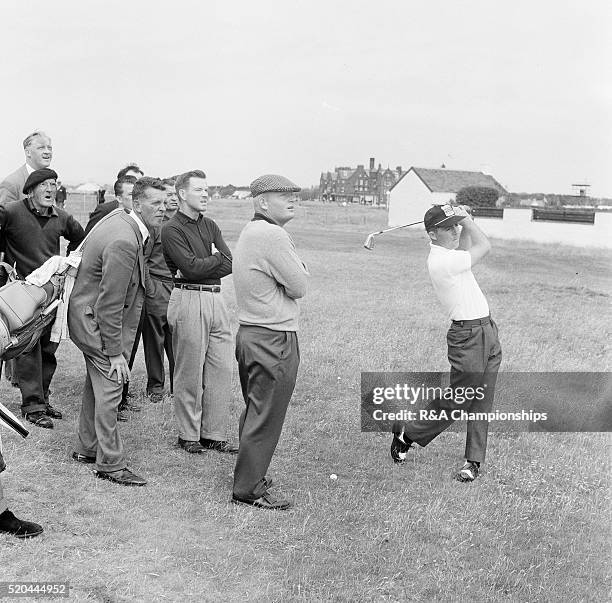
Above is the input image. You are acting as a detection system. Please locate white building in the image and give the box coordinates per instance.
[387,167,507,226]
[231,188,251,200]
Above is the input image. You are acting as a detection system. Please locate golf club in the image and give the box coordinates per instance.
[363,220,424,250]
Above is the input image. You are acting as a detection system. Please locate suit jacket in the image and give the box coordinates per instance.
[68,212,146,358]
[84,199,120,236]
[0,165,29,205]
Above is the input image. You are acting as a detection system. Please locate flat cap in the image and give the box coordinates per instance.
[23,168,58,194]
[250,174,301,197]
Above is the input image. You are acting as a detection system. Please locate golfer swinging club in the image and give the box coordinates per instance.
[391,204,502,482]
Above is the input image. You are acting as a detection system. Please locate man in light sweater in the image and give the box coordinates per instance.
[232,174,309,511]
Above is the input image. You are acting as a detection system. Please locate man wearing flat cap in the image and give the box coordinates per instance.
[390,204,502,482]
[232,174,309,510]
[0,169,85,429]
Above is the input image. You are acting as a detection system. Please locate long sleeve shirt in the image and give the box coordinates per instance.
[160,211,232,285]
[0,198,85,278]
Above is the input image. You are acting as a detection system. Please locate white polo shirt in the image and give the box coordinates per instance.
[427,244,489,321]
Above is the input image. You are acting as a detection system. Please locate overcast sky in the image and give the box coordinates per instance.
[1,0,610,195]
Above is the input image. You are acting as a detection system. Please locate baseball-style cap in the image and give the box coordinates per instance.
[423,204,465,231]
[250,174,301,197]
[23,168,58,194]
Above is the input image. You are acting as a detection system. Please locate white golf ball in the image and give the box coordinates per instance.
[330,474,338,480]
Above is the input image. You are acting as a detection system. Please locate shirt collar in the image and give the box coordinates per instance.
[127,211,150,243]
[25,163,36,175]
[24,197,58,217]
[176,210,203,224]
[429,242,456,253]
[252,212,278,225]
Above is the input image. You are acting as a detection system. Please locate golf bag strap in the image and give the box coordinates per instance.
[74,207,125,254]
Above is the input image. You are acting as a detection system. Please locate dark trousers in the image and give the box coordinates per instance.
[233,326,300,501]
[404,318,502,463]
[15,324,59,414]
[121,308,145,402]
[142,311,174,395]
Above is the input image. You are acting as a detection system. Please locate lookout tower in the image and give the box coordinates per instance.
[571,182,590,197]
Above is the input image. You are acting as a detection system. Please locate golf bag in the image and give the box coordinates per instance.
[0,274,62,361]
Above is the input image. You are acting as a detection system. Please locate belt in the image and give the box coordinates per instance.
[452,316,491,327]
[174,283,221,293]
[152,275,174,284]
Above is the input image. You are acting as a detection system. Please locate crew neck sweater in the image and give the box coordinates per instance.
[233,219,309,331]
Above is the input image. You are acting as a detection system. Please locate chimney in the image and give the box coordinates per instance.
[369,157,375,171]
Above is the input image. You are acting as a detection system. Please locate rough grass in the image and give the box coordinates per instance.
[0,199,609,602]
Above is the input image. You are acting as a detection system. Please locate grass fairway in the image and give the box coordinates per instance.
[1,199,610,602]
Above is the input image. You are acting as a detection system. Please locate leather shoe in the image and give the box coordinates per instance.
[95,468,147,486]
[23,411,53,429]
[0,509,44,539]
[232,491,292,510]
[147,392,164,404]
[120,399,142,412]
[178,437,206,454]
[45,404,62,419]
[200,438,239,454]
[71,452,96,464]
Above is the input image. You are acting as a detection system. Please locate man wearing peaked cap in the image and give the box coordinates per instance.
[390,203,502,483]
[0,168,85,429]
[231,174,309,510]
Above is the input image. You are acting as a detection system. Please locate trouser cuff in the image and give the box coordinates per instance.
[95,461,127,473]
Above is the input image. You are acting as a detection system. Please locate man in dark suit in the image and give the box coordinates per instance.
[55,181,67,209]
[68,177,166,486]
[84,175,137,236]
[142,178,177,403]
[0,131,53,205]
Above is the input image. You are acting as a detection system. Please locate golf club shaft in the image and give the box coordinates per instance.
[373,220,423,236]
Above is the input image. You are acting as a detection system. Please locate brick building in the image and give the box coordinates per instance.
[319,158,403,206]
